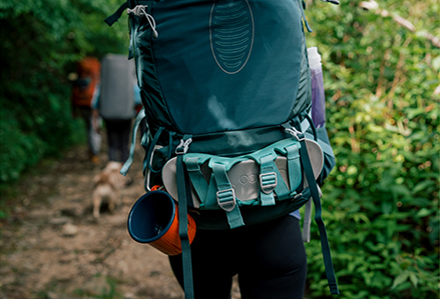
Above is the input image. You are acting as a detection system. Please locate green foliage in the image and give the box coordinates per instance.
[304,0,439,298]
[0,0,129,182]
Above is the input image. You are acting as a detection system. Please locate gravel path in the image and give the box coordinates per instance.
[0,141,188,299]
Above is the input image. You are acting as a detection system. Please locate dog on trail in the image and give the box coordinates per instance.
[92,161,127,218]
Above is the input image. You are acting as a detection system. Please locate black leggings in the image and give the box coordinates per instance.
[104,119,132,162]
[169,216,307,299]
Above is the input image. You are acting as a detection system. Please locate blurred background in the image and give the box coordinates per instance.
[0,0,439,298]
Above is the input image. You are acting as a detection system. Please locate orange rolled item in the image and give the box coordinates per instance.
[127,190,196,256]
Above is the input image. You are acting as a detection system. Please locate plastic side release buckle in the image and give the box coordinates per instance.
[216,188,236,212]
[259,172,277,194]
[285,127,305,142]
[175,138,192,155]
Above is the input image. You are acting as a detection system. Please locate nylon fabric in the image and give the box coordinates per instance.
[130,1,175,134]
[133,0,308,135]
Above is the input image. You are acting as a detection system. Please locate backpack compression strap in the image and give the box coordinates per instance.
[120,108,146,176]
[104,2,128,26]
[176,137,195,299]
[287,127,340,295]
[211,162,245,228]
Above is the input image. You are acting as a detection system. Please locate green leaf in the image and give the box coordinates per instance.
[412,181,435,194]
[391,272,409,290]
[409,272,419,288]
[416,208,433,218]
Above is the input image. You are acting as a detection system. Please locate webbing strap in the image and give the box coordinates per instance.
[259,154,277,206]
[211,162,245,229]
[251,150,291,202]
[299,138,339,295]
[105,2,128,26]
[120,109,146,176]
[141,129,149,175]
[285,143,302,192]
[321,0,341,5]
[297,0,313,32]
[176,155,194,299]
[204,175,220,209]
[185,156,209,202]
[271,164,292,201]
[146,126,165,173]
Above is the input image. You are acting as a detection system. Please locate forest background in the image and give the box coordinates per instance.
[0,0,438,298]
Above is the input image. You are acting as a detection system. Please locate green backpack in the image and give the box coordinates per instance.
[107,0,340,297]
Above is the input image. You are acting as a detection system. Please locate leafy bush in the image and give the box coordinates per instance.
[0,0,129,182]
[0,110,44,181]
[304,0,439,298]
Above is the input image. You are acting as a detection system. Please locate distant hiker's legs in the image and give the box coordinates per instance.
[169,216,306,299]
[105,119,132,162]
[118,119,132,162]
[88,119,102,160]
[105,120,119,161]
[79,107,101,160]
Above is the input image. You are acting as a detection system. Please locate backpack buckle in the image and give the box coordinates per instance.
[285,127,305,142]
[216,188,236,212]
[175,138,193,155]
[259,172,277,194]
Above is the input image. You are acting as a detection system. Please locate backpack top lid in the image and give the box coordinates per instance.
[134,0,311,136]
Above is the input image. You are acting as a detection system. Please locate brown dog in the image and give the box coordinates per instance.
[92,161,127,218]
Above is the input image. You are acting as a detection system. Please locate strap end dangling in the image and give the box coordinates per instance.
[330,283,340,295]
[105,2,129,26]
[321,0,340,5]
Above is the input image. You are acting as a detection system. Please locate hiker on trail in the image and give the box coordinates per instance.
[70,56,102,164]
[110,0,340,298]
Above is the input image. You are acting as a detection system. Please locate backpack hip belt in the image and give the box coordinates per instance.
[162,134,323,229]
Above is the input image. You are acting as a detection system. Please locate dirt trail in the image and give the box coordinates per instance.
[0,141,190,299]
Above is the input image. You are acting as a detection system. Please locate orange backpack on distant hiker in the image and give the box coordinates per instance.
[71,57,101,108]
